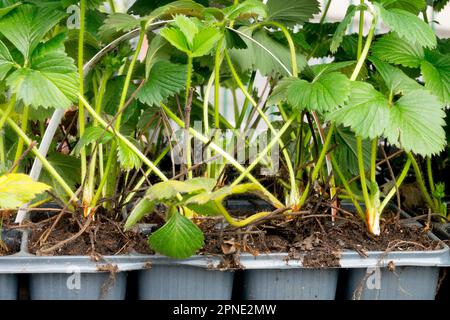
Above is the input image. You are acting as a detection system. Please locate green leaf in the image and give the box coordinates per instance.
[6,33,78,109]
[372,32,424,68]
[0,1,21,19]
[160,27,190,54]
[144,178,216,202]
[124,199,155,231]
[191,27,222,57]
[173,15,198,46]
[327,81,390,140]
[138,61,187,106]
[145,35,170,78]
[384,90,446,156]
[374,0,426,14]
[72,126,113,155]
[117,138,142,171]
[224,0,267,20]
[144,0,206,22]
[287,72,351,112]
[334,126,371,175]
[421,50,450,104]
[148,211,204,258]
[98,13,140,38]
[0,4,65,59]
[0,39,14,80]
[266,0,320,27]
[267,77,297,105]
[330,5,359,53]
[374,3,436,49]
[0,173,51,209]
[224,28,247,50]
[370,57,422,94]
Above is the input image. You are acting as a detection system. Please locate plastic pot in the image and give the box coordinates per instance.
[0,229,22,300]
[137,263,234,300]
[29,272,127,300]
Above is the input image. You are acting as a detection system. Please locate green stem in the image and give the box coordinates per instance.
[370,138,377,183]
[357,136,371,208]
[0,94,16,132]
[237,71,256,128]
[231,114,296,187]
[185,55,193,105]
[80,95,168,182]
[298,124,335,207]
[357,0,365,57]
[379,156,412,213]
[217,204,272,228]
[102,26,146,202]
[0,111,76,200]
[78,0,87,185]
[225,50,298,206]
[213,40,222,128]
[86,73,109,204]
[160,103,282,208]
[124,145,170,205]
[408,153,439,213]
[426,156,436,193]
[331,154,364,219]
[108,0,116,12]
[12,106,29,173]
[257,21,297,76]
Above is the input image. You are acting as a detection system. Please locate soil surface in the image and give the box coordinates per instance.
[25,201,444,267]
[28,210,152,256]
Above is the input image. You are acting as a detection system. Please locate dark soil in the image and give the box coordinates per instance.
[26,201,444,268]
[1,213,22,256]
[28,211,152,256]
[199,202,443,268]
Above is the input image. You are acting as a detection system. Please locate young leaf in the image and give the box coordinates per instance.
[191,27,222,57]
[384,90,446,156]
[330,5,359,53]
[0,174,51,209]
[327,81,390,140]
[334,126,371,175]
[173,14,198,46]
[137,60,187,106]
[72,126,113,155]
[117,138,142,171]
[0,4,65,59]
[374,3,436,49]
[421,50,450,104]
[266,0,320,27]
[0,40,14,80]
[148,210,204,258]
[287,72,351,112]
[372,32,424,68]
[160,27,190,54]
